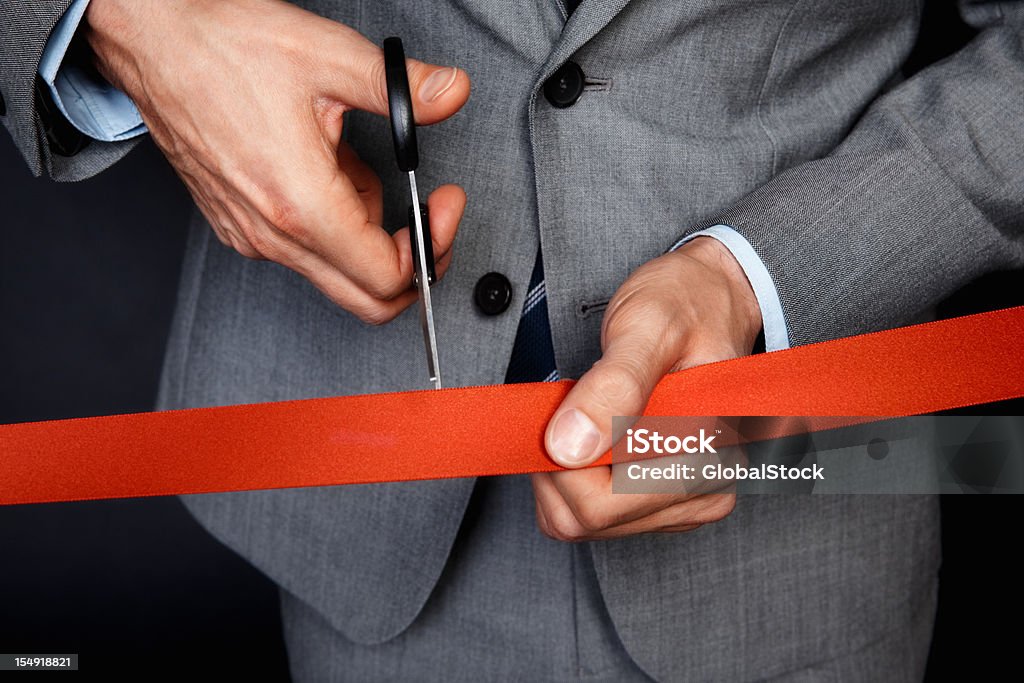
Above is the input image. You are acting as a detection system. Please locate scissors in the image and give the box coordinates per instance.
[384,37,442,390]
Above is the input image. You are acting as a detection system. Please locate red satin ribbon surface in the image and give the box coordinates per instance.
[2,307,1023,506]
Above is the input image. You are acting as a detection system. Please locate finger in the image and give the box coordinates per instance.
[424,184,466,264]
[186,178,264,261]
[547,466,700,530]
[598,491,737,540]
[226,203,420,324]
[592,494,735,538]
[202,165,421,322]
[531,474,555,537]
[304,258,419,325]
[243,105,465,299]
[530,472,590,542]
[545,300,682,468]
[293,172,464,299]
[208,192,282,262]
[651,523,704,534]
[433,246,455,281]
[534,470,734,540]
[337,142,383,226]
[390,184,466,281]
[390,228,457,282]
[250,166,406,298]
[292,246,420,325]
[316,25,470,124]
[175,155,276,262]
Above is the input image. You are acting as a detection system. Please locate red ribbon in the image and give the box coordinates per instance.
[2,307,1023,506]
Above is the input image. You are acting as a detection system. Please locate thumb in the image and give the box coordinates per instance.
[545,318,680,469]
[401,60,471,124]
[322,31,470,124]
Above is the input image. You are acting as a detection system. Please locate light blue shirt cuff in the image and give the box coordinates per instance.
[38,0,147,142]
[671,225,790,351]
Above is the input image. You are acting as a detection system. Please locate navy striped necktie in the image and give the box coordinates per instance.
[504,250,560,384]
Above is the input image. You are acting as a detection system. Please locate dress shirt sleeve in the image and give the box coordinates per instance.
[670,225,790,351]
[38,0,147,142]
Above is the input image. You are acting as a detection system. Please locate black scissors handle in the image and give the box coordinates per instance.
[383,37,419,172]
[385,36,436,285]
[409,203,436,285]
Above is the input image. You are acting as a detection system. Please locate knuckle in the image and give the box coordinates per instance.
[364,275,406,301]
[355,304,395,326]
[548,525,581,543]
[604,272,689,339]
[546,508,587,542]
[588,361,648,412]
[222,232,250,257]
[697,494,736,524]
[319,290,347,313]
[266,198,310,244]
[210,228,232,249]
[236,242,264,260]
[574,501,612,533]
[351,250,408,301]
[607,293,683,348]
[366,57,390,113]
[715,494,737,519]
[534,512,550,538]
[239,225,280,260]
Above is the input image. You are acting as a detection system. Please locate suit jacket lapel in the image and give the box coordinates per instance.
[541,0,633,80]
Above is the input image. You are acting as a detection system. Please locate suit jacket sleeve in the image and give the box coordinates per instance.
[677,0,1024,347]
[0,1,139,181]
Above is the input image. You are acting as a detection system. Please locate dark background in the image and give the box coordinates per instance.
[2,2,1023,679]
[0,135,291,679]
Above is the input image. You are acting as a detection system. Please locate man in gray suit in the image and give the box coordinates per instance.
[3,0,1023,680]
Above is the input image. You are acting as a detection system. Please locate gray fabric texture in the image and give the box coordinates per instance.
[6,0,1021,679]
[0,0,140,181]
[280,475,654,682]
[679,1,1024,347]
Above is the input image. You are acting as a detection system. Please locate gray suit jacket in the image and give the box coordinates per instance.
[5,1,1024,679]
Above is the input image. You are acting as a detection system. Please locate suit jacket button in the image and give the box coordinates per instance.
[474,272,513,316]
[544,61,585,108]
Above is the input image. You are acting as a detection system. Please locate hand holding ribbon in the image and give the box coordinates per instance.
[535,238,763,540]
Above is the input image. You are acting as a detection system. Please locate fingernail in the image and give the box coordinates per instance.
[420,67,458,103]
[549,409,602,465]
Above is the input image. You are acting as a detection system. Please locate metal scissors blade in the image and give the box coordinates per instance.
[384,37,442,389]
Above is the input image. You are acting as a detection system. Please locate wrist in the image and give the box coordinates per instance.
[682,236,764,351]
[83,0,156,94]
